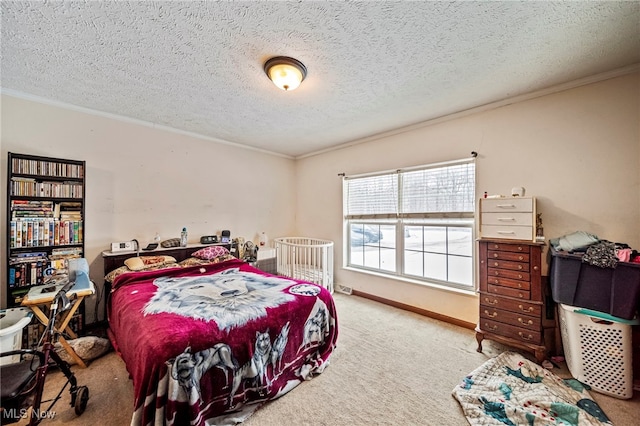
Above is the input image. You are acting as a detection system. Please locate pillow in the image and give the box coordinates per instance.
[104,261,181,283]
[124,255,177,271]
[105,265,131,283]
[178,257,211,267]
[192,246,230,260]
[178,253,236,267]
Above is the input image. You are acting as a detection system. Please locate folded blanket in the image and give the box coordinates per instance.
[550,231,599,252]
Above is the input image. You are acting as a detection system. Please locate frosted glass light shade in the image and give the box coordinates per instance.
[264,57,307,91]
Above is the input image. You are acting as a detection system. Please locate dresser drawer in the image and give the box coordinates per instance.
[479,198,536,241]
[488,284,530,300]
[480,293,542,317]
[480,197,533,212]
[487,276,531,290]
[484,242,530,253]
[481,212,533,227]
[481,225,534,241]
[479,319,543,345]
[488,267,530,282]
[486,258,530,272]
[487,250,530,263]
[479,307,541,331]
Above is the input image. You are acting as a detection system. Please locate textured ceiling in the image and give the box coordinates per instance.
[2,1,639,158]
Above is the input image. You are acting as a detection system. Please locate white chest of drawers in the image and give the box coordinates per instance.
[479,197,537,242]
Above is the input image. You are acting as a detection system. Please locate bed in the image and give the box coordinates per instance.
[105,246,338,425]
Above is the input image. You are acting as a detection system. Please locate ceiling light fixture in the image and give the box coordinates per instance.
[264,56,307,91]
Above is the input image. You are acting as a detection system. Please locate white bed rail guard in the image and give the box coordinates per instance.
[274,237,334,293]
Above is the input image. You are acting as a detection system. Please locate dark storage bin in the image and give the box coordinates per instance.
[549,247,640,319]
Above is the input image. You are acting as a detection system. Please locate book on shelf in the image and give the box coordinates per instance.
[11,200,54,219]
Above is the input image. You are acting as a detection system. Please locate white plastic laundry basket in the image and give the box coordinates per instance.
[558,303,636,399]
[0,308,33,365]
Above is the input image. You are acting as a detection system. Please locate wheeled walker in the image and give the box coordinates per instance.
[1,279,89,425]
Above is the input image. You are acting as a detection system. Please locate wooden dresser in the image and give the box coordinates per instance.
[476,238,549,362]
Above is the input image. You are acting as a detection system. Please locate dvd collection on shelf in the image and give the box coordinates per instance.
[8,247,83,288]
[9,200,83,248]
[10,157,83,178]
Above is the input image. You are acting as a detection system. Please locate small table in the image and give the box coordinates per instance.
[21,280,95,368]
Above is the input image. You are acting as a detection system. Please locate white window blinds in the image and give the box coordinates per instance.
[345,160,475,219]
[401,162,475,216]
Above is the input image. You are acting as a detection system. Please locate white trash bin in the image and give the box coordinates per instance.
[0,307,33,365]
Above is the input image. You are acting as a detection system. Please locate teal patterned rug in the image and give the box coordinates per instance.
[452,351,611,426]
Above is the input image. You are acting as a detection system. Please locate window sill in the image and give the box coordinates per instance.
[342,266,477,297]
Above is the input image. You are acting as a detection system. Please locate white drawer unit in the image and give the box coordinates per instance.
[480,197,536,241]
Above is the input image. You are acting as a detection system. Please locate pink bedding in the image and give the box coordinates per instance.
[107,259,338,425]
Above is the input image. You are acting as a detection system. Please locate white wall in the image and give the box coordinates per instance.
[2,72,638,325]
[295,72,640,324]
[0,96,297,320]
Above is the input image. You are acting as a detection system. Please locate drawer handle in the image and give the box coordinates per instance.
[518,274,523,279]
[518,293,524,298]
[485,298,498,305]
[485,323,498,331]
[484,310,498,318]
[518,283,522,288]
[518,246,523,251]
[518,305,534,313]
[518,332,534,341]
[518,265,523,270]
[518,256,524,261]
[496,204,516,208]
[497,217,515,221]
[493,253,499,258]
[518,318,533,325]
[497,231,516,235]
[494,271,500,276]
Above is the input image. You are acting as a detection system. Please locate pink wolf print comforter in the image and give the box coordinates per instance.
[107,259,338,425]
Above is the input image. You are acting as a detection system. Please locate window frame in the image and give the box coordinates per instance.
[343,159,476,291]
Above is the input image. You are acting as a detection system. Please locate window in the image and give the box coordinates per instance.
[344,159,476,290]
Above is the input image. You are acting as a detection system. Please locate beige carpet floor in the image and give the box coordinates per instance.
[13,293,640,425]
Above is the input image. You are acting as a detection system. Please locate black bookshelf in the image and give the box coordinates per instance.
[6,152,86,334]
